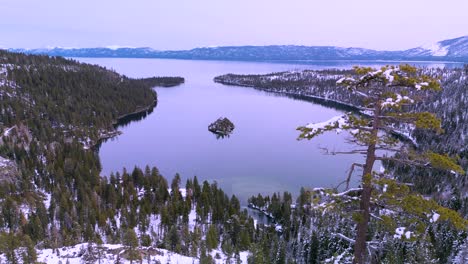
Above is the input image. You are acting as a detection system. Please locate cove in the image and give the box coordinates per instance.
[79,58,457,201]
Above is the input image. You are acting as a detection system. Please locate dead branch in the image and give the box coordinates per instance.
[332,233,355,244]
[375,156,428,168]
[318,146,367,155]
[344,163,364,190]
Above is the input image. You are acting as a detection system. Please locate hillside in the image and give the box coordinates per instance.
[210,66,468,263]
[0,51,466,263]
[214,66,468,208]
[9,35,468,62]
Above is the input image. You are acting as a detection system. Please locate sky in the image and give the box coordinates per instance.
[1,0,467,51]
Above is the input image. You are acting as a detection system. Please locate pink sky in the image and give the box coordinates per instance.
[1,0,467,50]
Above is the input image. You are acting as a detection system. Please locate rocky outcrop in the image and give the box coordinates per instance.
[0,156,19,185]
[0,123,33,150]
[208,117,235,136]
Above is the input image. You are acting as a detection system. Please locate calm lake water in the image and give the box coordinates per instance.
[78,58,461,202]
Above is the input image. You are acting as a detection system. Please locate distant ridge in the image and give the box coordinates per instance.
[7,35,468,62]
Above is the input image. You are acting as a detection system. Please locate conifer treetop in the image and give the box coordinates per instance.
[297,64,463,174]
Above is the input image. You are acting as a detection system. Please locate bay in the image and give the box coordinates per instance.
[78,58,460,201]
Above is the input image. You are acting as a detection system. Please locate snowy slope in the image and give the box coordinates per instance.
[0,243,249,264]
[403,36,468,58]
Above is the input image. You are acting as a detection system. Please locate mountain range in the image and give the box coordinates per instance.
[7,35,468,62]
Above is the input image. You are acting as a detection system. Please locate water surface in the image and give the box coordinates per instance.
[79,58,460,201]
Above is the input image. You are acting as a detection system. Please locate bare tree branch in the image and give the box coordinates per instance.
[332,233,355,244]
[370,213,383,221]
[332,188,363,198]
[374,146,402,152]
[375,156,428,168]
[318,147,367,155]
[344,163,364,190]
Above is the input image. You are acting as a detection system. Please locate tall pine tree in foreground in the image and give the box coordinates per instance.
[298,65,466,263]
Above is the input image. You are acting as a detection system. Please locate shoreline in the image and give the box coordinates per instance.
[214,79,364,112]
[214,79,418,146]
[112,99,158,126]
[91,99,157,150]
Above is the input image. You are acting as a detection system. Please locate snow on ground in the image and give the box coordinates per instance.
[0,156,11,168]
[209,249,249,264]
[0,243,250,264]
[168,188,188,198]
[379,166,385,173]
[19,203,31,220]
[453,238,468,263]
[324,250,352,263]
[144,248,199,264]
[188,208,198,231]
[394,227,412,239]
[383,68,395,83]
[0,170,247,263]
[421,42,449,56]
[275,224,283,233]
[383,184,388,193]
[43,191,52,209]
[0,64,19,89]
[429,212,440,223]
[146,214,162,233]
[0,65,7,87]
[394,227,405,239]
[37,245,198,264]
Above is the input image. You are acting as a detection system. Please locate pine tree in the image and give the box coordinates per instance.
[206,225,219,251]
[167,225,180,252]
[0,231,21,264]
[21,235,37,264]
[199,241,214,264]
[298,65,466,263]
[123,228,140,263]
[247,243,266,264]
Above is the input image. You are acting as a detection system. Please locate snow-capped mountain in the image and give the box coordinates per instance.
[402,36,468,57]
[7,35,468,61]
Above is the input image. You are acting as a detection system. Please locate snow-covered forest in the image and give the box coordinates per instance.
[0,50,467,263]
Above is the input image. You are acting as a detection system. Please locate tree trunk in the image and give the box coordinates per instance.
[353,102,381,264]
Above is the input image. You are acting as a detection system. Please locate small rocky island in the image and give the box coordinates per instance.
[208,117,235,137]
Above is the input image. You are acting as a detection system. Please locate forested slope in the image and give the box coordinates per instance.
[0,50,466,263]
[215,66,468,263]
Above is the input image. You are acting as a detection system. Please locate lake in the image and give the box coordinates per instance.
[78,58,460,202]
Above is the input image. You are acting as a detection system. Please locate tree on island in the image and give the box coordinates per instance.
[298,64,466,263]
